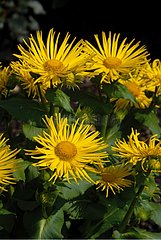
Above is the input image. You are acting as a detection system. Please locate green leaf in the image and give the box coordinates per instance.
[68,90,113,115]
[22,123,45,141]
[135,110,161,136]
[24,208,64,239]
[86,207,125,238]
[46,89,74,113]
[103,82,136,103]
[25,165,40,182]
[0,97,46,126]
[105,124,121,148]
[149,202,161,227]
[122,227,161,239]
[13,160,31,182]
[56,178,95,200]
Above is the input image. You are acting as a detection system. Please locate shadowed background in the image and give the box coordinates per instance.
[0,0,161,64]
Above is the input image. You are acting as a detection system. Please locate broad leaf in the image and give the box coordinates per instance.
[22,123,45,141]
[135,110,161,136]
[68,90,113,115]
[46,89,74,113]
[24,208,64,239]
[56,178,96,200]
[0,97,46,126]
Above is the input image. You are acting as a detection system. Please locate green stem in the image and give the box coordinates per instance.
[118,171,151,233]
[101,115,109,139]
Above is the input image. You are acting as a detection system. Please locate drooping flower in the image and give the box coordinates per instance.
[25,113,108,183]
[0,65,12,96]
[112,128,161,171]
[84,31,149,83]
[95,164,133,197]
[11,28,93,90]
[10,60,47,100]
[142,59,161,96]
[112,70,153,111]
[0,133,20,192]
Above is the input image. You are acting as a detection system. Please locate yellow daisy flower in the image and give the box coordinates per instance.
[96,164,133,197]
[12,28,92,90]
[85,31,149,83]
[112,128,161,170]
[25,113,108,183]
[0,65,12,96]
[112,70,153,111]
[10,60,47,100]
[0,133,20,192]
[142,59,161,96]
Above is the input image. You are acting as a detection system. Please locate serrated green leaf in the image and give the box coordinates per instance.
[0,97,46,126]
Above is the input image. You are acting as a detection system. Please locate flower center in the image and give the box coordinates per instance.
[44,59,64,73]
[125,82,140,97]
[102,173,116,182]
[55,141,77,161]
[103,57,122,69]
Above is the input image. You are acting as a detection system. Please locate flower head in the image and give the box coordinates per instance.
[25,113,108,183]
[12,28,92,90]
[10,60,47,100]
[0,133,20,192]
[85,31,149,83]
[112,128,161,171]
[142,59,161,96]
[96,164,133,197]
[112,70,153,111]
[0,65,12,96]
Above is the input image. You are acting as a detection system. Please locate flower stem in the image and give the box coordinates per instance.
[101,115,109,139]
[118,171,150,233]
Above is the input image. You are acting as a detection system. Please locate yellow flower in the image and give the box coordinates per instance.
[10,61,47,100]
[25,113,108,183]
[142,59,161,96]
[85,31,149,83]
[12,28,92,90]
[0,65,12,96]
[112,128,161,170]
[0,133,20,192]
[96,164,133,197]
[112,70,153,111]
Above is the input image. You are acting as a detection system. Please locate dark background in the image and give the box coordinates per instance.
[1,0,161,64]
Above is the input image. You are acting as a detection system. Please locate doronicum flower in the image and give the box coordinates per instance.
[25,113,108,183]
[112,70,153,111]
[0,133,20,192]
[12,28,93,90]
[0,65,12,96]
[85,31,149,83]
[142,59,161,96]
[10,60,47,101]
[95,164,133,197]
[112,128,161,171]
